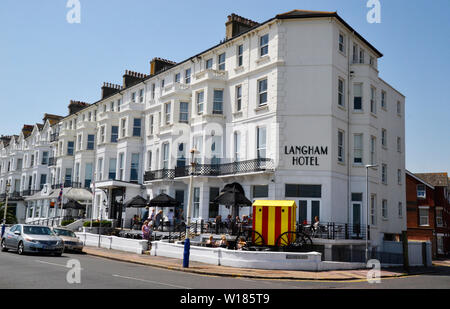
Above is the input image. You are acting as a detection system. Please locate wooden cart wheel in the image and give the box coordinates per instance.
[276,231,313,251]
[235,229,266,249]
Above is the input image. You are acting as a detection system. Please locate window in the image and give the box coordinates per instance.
[185,68,191,84]
[193,187,200,218]
[398,169,402,184]
[117,99,121,112]
[398,202,403,218]
[381,129,387,148]
[436,208,443,227]
[111,126,118,143]
[209,187,220,219]
[258,78,268,106]
[193,136,203,164]
[41,152,49,165]
[382,200,388,219]
[236,85,242,111]
[196,91,204,114]
[419,207,429,226]
[352,44,358,63]
[237,45,243,67]
[218,53,226,71]
[370,194,377,225]
[397,101,401,116]
[162,143,169,169]
[151,84,156,99]
[397,137,402,153]
[338,130,344,163]
[353,83,362,111]
[257,127,267,159]
[370,136,376,165]
[417,184,426,198]
[338,78,345,107]
[359,49,365,64]
[382,164,387,184]
[211,136,222,165]
[253,185,269,198]
[100,126,105,143]
[97,158,103,181]
[87,135,95,150]
[165,103,171,124]
[131,92,136,103]
[130,154,139,182]
[381,91,387,110]
[285,184,322,198]
[370,56,375,66]
[110,101,115,112]
[132,118,141,137]
[121,118,127,138]
[150,115,155,134]
[213,90,223,114]
[234,132,240,161]
[370,86,376,114]
[139,89,144,103]
[118,153,124,181]
[338,33,345,53]
[206,58,213,70]
[175,73,180,83]
[147,151,152,169]
[77,134,82,151]
[67,141,74,156]
[179,102,189,123]
[260,34,269,56]
[108,158,116,180]
[85,163,92,187]
[353,134,363,164]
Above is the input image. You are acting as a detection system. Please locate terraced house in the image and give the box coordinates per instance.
[0,10,406,251]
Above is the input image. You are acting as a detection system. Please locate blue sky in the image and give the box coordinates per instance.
[0,0,449,174]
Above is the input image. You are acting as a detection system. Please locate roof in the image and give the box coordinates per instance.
[253,200,297,208]
[406,170,435,189]
[414,173,449,187]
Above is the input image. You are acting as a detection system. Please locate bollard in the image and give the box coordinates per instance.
[1,224,5,238]
[183,238,190,268]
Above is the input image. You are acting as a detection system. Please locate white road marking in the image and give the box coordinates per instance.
[35,260,84,270]
[112,274,191,289]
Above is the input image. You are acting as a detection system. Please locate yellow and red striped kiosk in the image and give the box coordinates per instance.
[252,200,297,246]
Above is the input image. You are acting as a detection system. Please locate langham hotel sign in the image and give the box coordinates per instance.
[284,145,329,166]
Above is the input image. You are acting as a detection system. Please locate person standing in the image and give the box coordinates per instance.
[142,206,149,223]
[167,209,175,230]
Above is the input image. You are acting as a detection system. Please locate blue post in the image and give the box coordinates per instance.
[1,224,5,239]
[183,238,190,268]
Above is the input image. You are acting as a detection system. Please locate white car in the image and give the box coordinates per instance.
[52,228,84,252]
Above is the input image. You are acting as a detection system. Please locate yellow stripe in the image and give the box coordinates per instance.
[281,207,289,235]
[267,206,276,245]
[255,206,263,235]
[253,200,296,207]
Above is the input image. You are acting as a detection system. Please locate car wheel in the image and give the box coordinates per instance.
[1,239,8,252]
[17,241,25,255]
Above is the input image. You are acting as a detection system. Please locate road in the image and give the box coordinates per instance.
[0,250,449,289]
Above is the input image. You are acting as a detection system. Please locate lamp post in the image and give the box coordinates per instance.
[365,164,378,263]
[1,181,11,238]
[183,148,197,268]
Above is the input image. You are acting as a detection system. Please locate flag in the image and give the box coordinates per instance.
[57,184,63,208]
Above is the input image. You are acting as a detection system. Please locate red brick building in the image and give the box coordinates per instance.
[406,171,450,257]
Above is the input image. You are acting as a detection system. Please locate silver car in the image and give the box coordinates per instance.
[1,224,64,256]
[52,228,83,252]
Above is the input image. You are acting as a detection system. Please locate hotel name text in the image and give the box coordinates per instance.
[284,145,328,166]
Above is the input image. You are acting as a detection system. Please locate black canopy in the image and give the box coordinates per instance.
[62,199,85,210]
[149,193,180,208]
[123,195,148,208]
[213,183,252,218]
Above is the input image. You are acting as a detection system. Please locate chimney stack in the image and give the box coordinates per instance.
[42,113,63,124]
[123,70,148,88]
[225,14,259,40]
[150,57,176,76]
[101,82,123,99]
[68,100,90,115]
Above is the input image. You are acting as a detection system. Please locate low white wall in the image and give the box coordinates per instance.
[383,240,432,267]
[76,232,148,254]
[151,241,367,271]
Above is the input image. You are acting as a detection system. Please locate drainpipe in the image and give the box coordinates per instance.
[346,34,352,225]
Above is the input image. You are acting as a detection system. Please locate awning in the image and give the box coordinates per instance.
[123,195,148,208]
[25,188,93,202]
[149,193,180,208]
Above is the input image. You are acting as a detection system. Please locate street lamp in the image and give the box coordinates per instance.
[1,181,11,238]
[183,148,198,268]
[365,164,378,263]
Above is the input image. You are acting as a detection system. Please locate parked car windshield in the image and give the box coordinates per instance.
[53,229,76,237]
[23,226,54,235]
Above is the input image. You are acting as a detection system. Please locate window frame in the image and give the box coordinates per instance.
[258,78,268,106]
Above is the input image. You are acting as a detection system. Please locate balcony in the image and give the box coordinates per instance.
[48,157,56,166]
[194,69,228,82]
[144,158,274,182]
[160,82,191,99]
[50,133,59,143]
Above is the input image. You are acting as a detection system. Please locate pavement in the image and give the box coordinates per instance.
[82,246,437,281]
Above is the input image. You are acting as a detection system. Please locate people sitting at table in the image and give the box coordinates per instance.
[236,237,247,250]
[205,235,216,248]
[218,235,228,248]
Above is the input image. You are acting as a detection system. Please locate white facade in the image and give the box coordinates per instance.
[0,11,405,249]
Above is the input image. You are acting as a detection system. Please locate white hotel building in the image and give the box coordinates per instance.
[0,10,405,250]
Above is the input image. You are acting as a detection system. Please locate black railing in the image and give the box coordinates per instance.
[144,158,274,181]
[298,222,369,240]
[50,133,59,142]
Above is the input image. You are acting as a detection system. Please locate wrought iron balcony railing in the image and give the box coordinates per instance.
[50,133,59,143]
[48,157,56,166]
[144,158,274,182]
